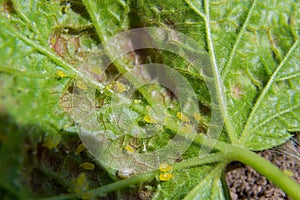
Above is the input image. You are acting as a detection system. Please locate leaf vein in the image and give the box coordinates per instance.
[248,105,300,133]
[185,0,206,21]
[240,40,299,142]
[222,0,257,78]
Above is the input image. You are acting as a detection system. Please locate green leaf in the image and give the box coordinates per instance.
[217,1,300,150]
[1,0,300,199]
[138,0,300,150]
[240,41,300,150]
[0,0,101,130]
[82,0,130,41]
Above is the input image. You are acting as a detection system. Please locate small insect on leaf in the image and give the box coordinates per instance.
[117,168,134,179]
[144,115,158,124]
[80,162,95,170]
[76,79,87,90]
[177,112,189,122]
[76,143,85,154]
[43,134,61,150]
[193,112,202,121]
[159,164,172,172]
[56,70,67,78]
[283,169,294,177]
[125,145,135,153]
[159,173,173,181]
[180,123,193,133]
[74,173,89,195]
[114,81,127,93]
[134,99,141,104]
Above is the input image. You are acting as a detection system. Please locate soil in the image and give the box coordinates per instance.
[226,138,300,200]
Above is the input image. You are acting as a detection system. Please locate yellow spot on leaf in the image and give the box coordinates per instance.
[159,173,173,181]
[76,143,85,154]
[159,164,172,172]
[80,162,95,170]
[144,115,158,123]
[177,112,189,122]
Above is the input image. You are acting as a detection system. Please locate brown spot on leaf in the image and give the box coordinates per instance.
[49,34,68,58]
[231,83,244,100]
[0,0,16,15]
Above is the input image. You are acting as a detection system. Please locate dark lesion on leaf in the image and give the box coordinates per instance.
[0,0,16,15]
[48,26,99,62]
[230,83,245,100]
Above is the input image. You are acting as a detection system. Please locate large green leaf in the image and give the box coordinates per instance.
[0,0,300,199]
[136,0,300,150]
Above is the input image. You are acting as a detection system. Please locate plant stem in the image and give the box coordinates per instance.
[227,145,300,200]
[192,134,300,200]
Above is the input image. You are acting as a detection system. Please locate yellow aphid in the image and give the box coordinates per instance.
[193,112,202,121]
[76,143,85,154]
[62,2,72,13]
[180,123,193,133]
[159,164,172,172]
[115,81,127,93]
[76,173,87,186]
[76,79,87,90]
[50,36,56,46]
[134,99,141,104]
[74,173,89,195]
[144,115,158,123]
[43,134,61,150]
[56,70,67,78]
[283,169,294,177]
[80,162,95,170]
[159,173,173,181]
[177,112,189,122]
[125,145,135,153]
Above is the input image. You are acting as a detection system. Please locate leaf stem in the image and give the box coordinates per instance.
[227,145,300,200]
[39,153,224,200]
[192,134,300,200]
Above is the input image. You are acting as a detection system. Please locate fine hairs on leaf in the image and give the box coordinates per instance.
[0,0,300,200]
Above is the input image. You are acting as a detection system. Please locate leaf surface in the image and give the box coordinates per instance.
[0,0,300,199]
